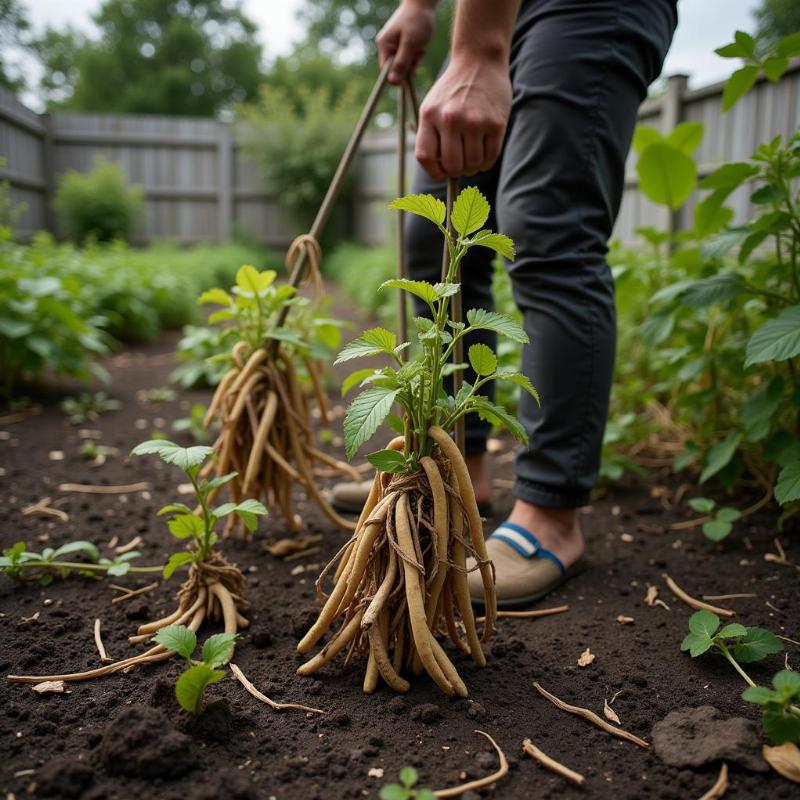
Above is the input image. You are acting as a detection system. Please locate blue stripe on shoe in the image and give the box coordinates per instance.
[490,522,566,575]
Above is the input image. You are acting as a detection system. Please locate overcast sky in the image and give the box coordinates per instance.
[23,0,762,91]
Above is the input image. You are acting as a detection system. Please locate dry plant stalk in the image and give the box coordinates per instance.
[93,618,111,664]
[433,730,508,797]
[230,663,325,715]
[7,554,249,684]
[296,428,496,697]
[475,604,568,623]
[57,482,150,494]
[522,737,585,786]
[203,346,358,536]
[532,682,649,749]
[698,762,729,800]
[662,574,735,618]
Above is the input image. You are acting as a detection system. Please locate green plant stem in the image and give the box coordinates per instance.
[718,644,756,687]
[188,471,212,559]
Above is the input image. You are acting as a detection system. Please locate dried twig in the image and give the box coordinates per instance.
[532,682,649,749]
[522,738,584,786]
[433,730,508,798]
[764,538,800,572]
[702,593,757,601]
[698,762,728,800]
[777,634,800,647]
[475,605,568,624]
[114,536,142,554]
[110,582,158,604]
[662,574,735,618]
[21,498,68,523]
[57,481,150,494]
[230,663,324,714]
[94,619,112,664]
[283,546,321,562]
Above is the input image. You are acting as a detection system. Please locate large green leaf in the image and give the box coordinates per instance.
[632,125,663,153]
[636,142,697,210]
[468,343,497,376]
[167,513,205,539]
[175,663,225,715]
[380,279,439,306]
[473,396,528,443]
[466,309,528,343]
[699,162,759,190]
[335,328,398,364]
[344,387,400,459]
[469,230,516,260]
[679,273,745,308]
[154,624,196,659]
[496,370,541,404]
[745,306,800,366]
[667,122,704,156]
[131,440,213,472]
[451,186,489,236]
[366,449,408,474]
[389,194,446,226]
[201,633,237,668]
[700,432,742,483]
[775,460,800,505]
[688,609,720,638]
[722,66,759,111]
[734,627,783,663]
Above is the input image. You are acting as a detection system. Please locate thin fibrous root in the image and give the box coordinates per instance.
[698,762,729,800]
[522,738,585,786]
[475,605,569,623]
[532,682,650,749]
[433,730,508,798]
[662,573,735,618]
[230,663,325,714]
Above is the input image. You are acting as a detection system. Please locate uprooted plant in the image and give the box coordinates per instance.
[6,440,265,685]
[200,262,358,535]
[297,187,537,696]
[0,539,160,584]
[153,624,237,715]
[681,609,800,742]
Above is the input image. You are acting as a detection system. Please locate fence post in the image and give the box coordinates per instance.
[41,112,56,234]
[217,123,233,242]
[660,73,689,237]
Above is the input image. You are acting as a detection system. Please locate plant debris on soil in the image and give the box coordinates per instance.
[1,331,799,799]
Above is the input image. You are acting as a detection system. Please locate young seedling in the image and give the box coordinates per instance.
[688,497,741,541]
[681,610,783,686]
[172,402,211,443]
[153,624,236,715]
[743,670,800,745]
[79,441,118,464]
[0,540,159,584]
[61,392,120,424]
[298,188,533,696]
[200,264,358,535]
[6,440,265,685]
[379,767,436,800]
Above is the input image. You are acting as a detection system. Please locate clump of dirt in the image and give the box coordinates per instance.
[652,705,767,771]
[99,706,197,779]
[35,755,93,798]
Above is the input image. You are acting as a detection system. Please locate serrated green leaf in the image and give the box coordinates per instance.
[466,308,528,344]
[667,122,704,156]
[468,343,497,376]
[235,265,276,296]
[380,279,439,306]
[469,230,516,260]
[775,460,800,505]
[718,623,748,639]
[432,282,460,299]
[734,627,783,663]
[681,632,714,657]
[389,194,446,226]
[335,328,398,364]
[154,624,197,659]
[175,662,225,715]
[168,513,205,539]
[344,387,400,459]
[201,633,237,668]
[689,609,721,638]
[679,274,745,308]
[451,186,490,236]
[366,449,408,474]
[342,368,376,397]
[745,306,800,366]
[495,371,541,404]
[163,551,194,579]
[131,440,213,472]
[700,432,742,483]
[722,66,759,111]
[636,142,697,210]
[205,472,238,492]
[473,396,527,444]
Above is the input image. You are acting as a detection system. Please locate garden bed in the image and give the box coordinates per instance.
[1,333,797,800]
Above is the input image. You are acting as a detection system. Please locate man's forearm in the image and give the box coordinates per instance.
[451,0,521,63]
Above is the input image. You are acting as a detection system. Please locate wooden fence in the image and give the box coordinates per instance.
[2,62,799,249]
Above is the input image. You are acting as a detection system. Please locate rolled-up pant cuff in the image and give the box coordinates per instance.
[513,477,589,510]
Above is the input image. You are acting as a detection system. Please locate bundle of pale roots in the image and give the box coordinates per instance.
[203,343,360,535]
[7,551,247,684]
[296,427,497,696]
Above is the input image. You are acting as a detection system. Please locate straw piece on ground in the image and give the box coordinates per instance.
[230,663,324,714]
[433,730,508,798]
[532,682,649,749]
[522,737,585,786]
[114,536,142,554]
[110,582,159,604]
[94,619,112,664]
[698,762,729,800]
[475,605,568,623]
[701,593,757,601]
[57,482,150,494]
[662,574,735,618]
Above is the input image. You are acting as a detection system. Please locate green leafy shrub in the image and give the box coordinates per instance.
[54,157,144,244]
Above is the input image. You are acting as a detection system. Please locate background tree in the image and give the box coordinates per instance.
[0,0,31,93]
[754,0,800,46]
[34,0,263,116]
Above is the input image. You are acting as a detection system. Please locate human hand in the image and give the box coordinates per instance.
[376,0,437,85]
[416,55,511,179]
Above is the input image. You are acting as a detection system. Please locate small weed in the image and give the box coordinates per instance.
[61,392,120,424]
[379,767,436,800]
[688,497,742,541]
[743,670,800,744]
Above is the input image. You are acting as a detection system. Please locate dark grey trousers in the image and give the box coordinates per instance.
[406,0,677,509]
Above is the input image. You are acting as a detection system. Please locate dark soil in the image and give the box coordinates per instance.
[1,333,798,800]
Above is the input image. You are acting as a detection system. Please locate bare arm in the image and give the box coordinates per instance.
[417,0,520,178]
[376,0,441,85]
